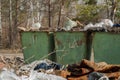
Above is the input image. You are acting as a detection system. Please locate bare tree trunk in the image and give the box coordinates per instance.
[26,1,34,28]
[0,0,2,48]
[86,0,97,4]
[13,0,18,48]
[37,1,40,22]
[48,0,51,28]
[105,0,110,18]
[0,0,2,32]
[110,0,116,23]
[9,0,12,48]
[57,0,62,28]
[30,1,34,25]
[0,0,1,31]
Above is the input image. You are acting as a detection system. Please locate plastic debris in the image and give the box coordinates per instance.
[63,17,77,31]
[84,19,114,31]
[0,69,66,80]
[0,58,66,80]
[0,56,120,80]
[27,70,67,80]
[0,68,20,80]
[84,23,94,31]
[18,59,52,75]
[34,62,63,70]
[31,22,41,30]
[88,72,109,80]
[101,19,113,27]
[113,24,120,27]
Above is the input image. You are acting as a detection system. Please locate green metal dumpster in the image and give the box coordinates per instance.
[54,32,87,64]
[92,32,120,64]
[21,31,54,63]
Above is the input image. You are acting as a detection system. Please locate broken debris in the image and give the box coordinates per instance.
[66,59,120,80]
[0,57,120,80]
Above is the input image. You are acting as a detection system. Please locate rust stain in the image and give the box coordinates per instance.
[56,39,62,45]
[76,40,83,46]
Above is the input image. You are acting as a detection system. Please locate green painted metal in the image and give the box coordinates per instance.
[21,32,54,63]
[92,32,120,64]
[54,32,87,65]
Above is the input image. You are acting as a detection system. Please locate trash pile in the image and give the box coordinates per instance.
[0,56,66,80]
[0,56,120,80]
[84,19,120,33]
[84,19,113,31]
[18,17,120,32]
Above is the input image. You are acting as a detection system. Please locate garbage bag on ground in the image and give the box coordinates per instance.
[18,59,63,76]
[34,62,63,70]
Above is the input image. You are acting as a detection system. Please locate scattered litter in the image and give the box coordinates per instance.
[0,69,66,80]
[0,57,66,80]
[0,56,120,80]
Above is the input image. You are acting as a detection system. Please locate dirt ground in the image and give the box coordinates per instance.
[0,49,23,58]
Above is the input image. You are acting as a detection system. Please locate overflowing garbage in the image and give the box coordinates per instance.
[84,19,114,31]
[18,18,120,33]
[0,56,120,80]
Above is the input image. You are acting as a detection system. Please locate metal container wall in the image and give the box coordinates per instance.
[92,32,120,64]
[54,32,87,64]
[21,32,54,63]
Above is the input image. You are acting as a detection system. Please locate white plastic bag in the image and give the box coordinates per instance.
[0,69,20,80]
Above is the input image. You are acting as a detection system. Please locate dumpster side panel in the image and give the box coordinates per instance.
[93,32,120,64]
[21,32,49,63]
[54,32,86,64]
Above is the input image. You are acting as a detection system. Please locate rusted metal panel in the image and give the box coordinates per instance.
[54,32,87,64]
[92,32,120,64]
[21,31,54,63]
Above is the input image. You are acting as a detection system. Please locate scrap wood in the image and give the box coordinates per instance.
[0,62,5,69]
[105,72,120,79]
[60,70,71,78]
[67,59,120,79]
[76,20,84,27]
[68,75,88,80]
[79,59,120,73]
[18,27,27,31]
[59,70,88,80]
[67,67,92,77]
